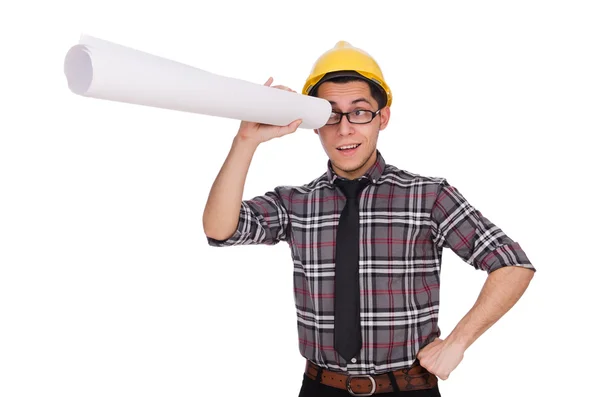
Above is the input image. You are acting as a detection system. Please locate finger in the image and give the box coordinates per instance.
[264,77,274,87]
[272,85,296,93]
[287,119,303,130]
[420,360,434,375]
[272,85,294,92]
[278,119,302,136]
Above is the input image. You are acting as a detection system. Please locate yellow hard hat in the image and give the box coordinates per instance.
[302,41,392,107]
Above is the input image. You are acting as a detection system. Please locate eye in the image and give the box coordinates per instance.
[353,110,367,116]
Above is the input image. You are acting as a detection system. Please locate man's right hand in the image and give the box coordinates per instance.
[236,77,303,145]
[203,77,302,241]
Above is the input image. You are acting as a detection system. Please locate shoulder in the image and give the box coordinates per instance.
[380,164,455,211]
[269,172,333,213]
[380,164,447,190]
[274,172,331,195]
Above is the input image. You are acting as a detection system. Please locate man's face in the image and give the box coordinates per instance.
[314,80,390,180]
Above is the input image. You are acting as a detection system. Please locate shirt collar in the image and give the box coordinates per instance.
[326,150,386,184]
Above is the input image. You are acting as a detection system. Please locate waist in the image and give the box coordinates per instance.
[305,359,437,396]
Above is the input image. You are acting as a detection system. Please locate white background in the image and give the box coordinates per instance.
[1,1,599,396]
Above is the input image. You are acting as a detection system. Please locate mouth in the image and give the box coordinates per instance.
[336,143,361,151]
[336,143,361,157]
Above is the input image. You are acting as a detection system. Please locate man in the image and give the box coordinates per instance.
[203,41,535,396]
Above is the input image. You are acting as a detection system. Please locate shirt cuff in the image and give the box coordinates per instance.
[206,227,244,247]
[205,203,250,247]
[480,242,536,274]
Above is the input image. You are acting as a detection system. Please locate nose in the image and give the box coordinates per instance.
[337,116,354,136]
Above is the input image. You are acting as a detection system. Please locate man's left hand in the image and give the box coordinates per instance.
[416,338,465,380]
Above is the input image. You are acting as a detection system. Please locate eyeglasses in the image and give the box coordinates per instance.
[325,109,381,125]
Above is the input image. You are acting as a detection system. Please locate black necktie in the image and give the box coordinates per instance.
[333,177,370,362]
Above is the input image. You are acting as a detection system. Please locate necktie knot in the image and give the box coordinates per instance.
[335,178,370,199]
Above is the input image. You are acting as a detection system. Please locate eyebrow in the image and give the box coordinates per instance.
[328,98,373,107]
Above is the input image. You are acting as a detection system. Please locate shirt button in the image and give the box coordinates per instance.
[351,358,357,363]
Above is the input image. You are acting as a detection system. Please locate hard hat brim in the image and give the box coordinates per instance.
[305,70,390,108]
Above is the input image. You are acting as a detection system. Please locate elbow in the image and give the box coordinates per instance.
[490,265,535,290]
[202,218,236,241]
[204,228,235,242]
[523,267,535,284]
[202,206,240,241]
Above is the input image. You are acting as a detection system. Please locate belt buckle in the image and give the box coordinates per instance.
[346,374,376,396]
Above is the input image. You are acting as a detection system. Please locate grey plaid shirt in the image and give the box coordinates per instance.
[207,150,535,375]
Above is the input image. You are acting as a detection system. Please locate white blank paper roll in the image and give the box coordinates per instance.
[64,35,332,129]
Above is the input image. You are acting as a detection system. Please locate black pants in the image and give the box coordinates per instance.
[298,373,442,397]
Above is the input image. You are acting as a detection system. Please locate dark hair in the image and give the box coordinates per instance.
[309,75,387,109]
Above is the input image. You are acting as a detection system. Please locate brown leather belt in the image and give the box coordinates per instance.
[305,360,437,396]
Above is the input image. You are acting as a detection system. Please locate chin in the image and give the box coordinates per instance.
[333,156,365,173]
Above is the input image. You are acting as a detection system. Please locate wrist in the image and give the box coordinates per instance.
[445,329,471,352]
[233,133,260,152]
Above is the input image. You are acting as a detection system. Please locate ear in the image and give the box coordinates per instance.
[378,106,391,131]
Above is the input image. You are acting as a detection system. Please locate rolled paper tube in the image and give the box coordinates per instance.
[64,35,332,129]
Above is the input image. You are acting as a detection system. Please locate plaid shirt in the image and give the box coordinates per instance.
[207,150,534,375]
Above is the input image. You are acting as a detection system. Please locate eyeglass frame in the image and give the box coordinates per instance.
[325,108,382,125]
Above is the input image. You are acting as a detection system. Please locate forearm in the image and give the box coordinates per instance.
[445,266,534,350]
[202,135,259,240]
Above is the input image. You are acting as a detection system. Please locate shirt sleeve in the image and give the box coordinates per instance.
[430,179,535,274]
[206,189,290,247]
